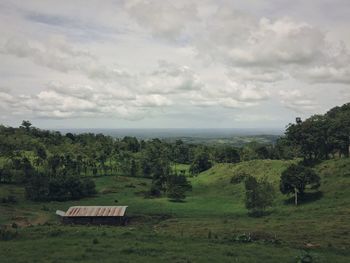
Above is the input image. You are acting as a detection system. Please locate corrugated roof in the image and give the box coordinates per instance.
[64,206,128,217]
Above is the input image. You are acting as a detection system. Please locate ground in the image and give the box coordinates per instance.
[1,159,350,262]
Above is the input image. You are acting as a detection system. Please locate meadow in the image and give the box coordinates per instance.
[1,158,350,262]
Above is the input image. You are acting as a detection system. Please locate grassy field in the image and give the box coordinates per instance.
[1,159,350,262]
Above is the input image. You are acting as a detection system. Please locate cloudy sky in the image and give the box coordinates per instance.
[0,0,349,129]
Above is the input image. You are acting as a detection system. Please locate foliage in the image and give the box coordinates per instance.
[189,150,212,175]
[244,175,275,216]
[25,173,96,201]
[0,226,18,241]
[166,173,192,201]
[285,103,350,161]
[214,146,240,163]
[280,164,320,205]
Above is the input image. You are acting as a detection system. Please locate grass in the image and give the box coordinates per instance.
[1,158,350,262]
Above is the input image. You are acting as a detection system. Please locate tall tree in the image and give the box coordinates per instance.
[20,120,32,132]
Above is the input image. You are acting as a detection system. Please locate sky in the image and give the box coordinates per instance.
[0,0,349,129]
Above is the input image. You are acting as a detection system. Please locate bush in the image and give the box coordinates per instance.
[234,233,251,243]
[0,226,18,241]
[167,185,186,201]
[145,184,161,198]
[296,251,313,263]
[1,195,18,204]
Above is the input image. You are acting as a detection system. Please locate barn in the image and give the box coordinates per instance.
[56,206,128,225]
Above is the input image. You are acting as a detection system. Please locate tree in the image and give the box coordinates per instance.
[215,146,240,163]
[140,139,171,191]
[121,136,140,152]
[20,120,32,132]
[47,154,61,176]
[130,159,137,177]
[280,164,321,205]
[173,140,190,164]
[244,176,275,216]
[255,146,270,159]
[25,172,49,201]
[189,151,212,175]
[166,173,192,202]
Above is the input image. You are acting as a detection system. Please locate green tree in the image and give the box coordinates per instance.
[280,164,321,205]
[130,159,137,177]
[166,173,192,202]
[189,151,212,175]
[140,139,171,191]
[20,120,32,132]
[244,176,275,216]
[215,146,240,163]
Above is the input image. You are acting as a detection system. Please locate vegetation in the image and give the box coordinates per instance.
[1,103,350,262]
[189,150,212,175]
[244,176,275,216]
[280,164,321,205]
[166,172,192,202]
[285,103,350,161]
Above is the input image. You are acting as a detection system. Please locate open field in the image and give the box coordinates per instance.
[1,159,350,262]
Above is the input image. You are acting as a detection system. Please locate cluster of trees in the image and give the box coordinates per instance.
[238,162,321,216]
[3,101,348,203]
[241,102,350,214]
[25,173,96,201]
[285,103,350,161]
[0,122,204,201]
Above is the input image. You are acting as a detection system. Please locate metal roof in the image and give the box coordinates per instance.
[64,206,128,217]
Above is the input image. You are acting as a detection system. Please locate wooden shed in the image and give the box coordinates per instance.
[56,206,128,225]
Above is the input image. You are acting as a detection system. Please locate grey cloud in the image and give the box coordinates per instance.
[0,0,349,127]
[2,37,95,73]
[279,90,319,113]
[140,61,203,95]
[123,0,199,40]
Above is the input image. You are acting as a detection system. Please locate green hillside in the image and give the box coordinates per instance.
[1,158,350,262]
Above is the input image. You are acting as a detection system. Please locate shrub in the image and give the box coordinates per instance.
[0,226,18,241]
[148,184,161,197]
[1,195,18,204]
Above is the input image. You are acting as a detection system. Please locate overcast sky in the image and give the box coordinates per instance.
[0,0,349,129]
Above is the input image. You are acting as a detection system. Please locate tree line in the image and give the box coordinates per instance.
[1,102,349,202]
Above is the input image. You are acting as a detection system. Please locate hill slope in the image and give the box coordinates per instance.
[1,158,350,262]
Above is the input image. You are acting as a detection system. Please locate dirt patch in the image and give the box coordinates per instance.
[10,213,49,227]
